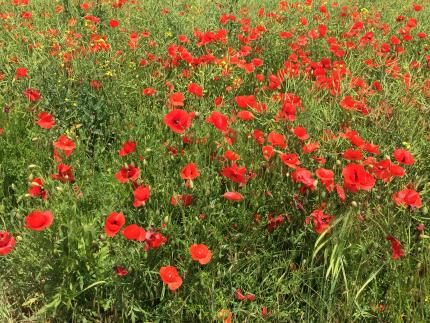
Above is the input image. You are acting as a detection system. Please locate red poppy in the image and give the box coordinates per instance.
[115,164,140,183]
[267,131,287,149]
[292,168,315,190]
[171,194,193,206]
[280,153,301,168]
[336,184,346,201]
[262,146,275,161]
[237,110,254,121]
[342,149,363,161]
[187,83,203,97]
[133,185,151,207]
[25,210,53,231]
[302,142,320,154]
[206,111,229,131]
[189,243,212,265]
[393,148,414,165]
[163,109,192,134]
[119,141,136,157]
[392,189,422,208]
[143,87,156,96]
[221,163,247,185]
[386,236,404,260]
[307,209,334,234]
[342,163,375,192]
[53,135,75,157]
[223,150,240,161]
[28,178,47,200]
[24,88,41,102]
[159,266,183,291]
[109,19,119,28]
[0,231,16,256]
[114,266,128,276]
[105,212,126,237]
[235,288,255,301]
[180,163,200,180]
[51,163,75,183]
[16,67,28,79]
[235,95,257,109]
[168,92,185,106]
[36,112,55,129]
[292,126,309,140]
[223,191,244,201]
[122,224,146,241]
[145,230,167,250]
[315,168,334,192]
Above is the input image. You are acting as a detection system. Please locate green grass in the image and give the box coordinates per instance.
[0,0,429,321]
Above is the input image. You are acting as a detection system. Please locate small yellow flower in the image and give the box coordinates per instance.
[402,141,411,149]
[361,8,369,14]
[105,70,113,77]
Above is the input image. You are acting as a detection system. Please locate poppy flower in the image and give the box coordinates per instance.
[342,163,375,192]
[51,163,75,183]
[168,92,185,106]
[392,189,422,208]
[223,192,244,201]
[0,231,16,256]
[221,163,247,185]
[292,126,309,140]
[171,194,193,206]
[163,109,192,134]
[393,148,414,165]
[217,309,232,323]
[342,149,363,161]
[336,184,346,201]
[105,212,126,237]
[25,210,53,231]
[267,131,287,149]
[187,83,203,97]
[206,111,229,131]
[119,141,136,157]
[36,112,55,129]
[262,145,275,161]
[53,135,75,157]
[292,167,315,189]
[235,95,257,109]
[122,224,146,241]
[315,168,334,192]
[143,87,156,96]
[133,185,151,207]
[24,88,41,102]
[159,266,183,291]
[16,67,28,79]
[223,150,240,161]
[386,236,404,260]
[307,209,334,234]
[114,266,128,276]
[145,230,167,250]
[109,19,119,28]
[115,164,140,183]
[280,153,301,168]
[28,178,47,200]
[237,110,254,121]
[180,163,200,180]
[189,243,212,265]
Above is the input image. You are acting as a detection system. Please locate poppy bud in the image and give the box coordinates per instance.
[351,201,358,207]
[163,216,169,224]
[28,164,37,169]
[422,206,428,215]
[336,159,341,165]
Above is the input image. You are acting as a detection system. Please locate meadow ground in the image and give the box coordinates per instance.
[0,0,429,322]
